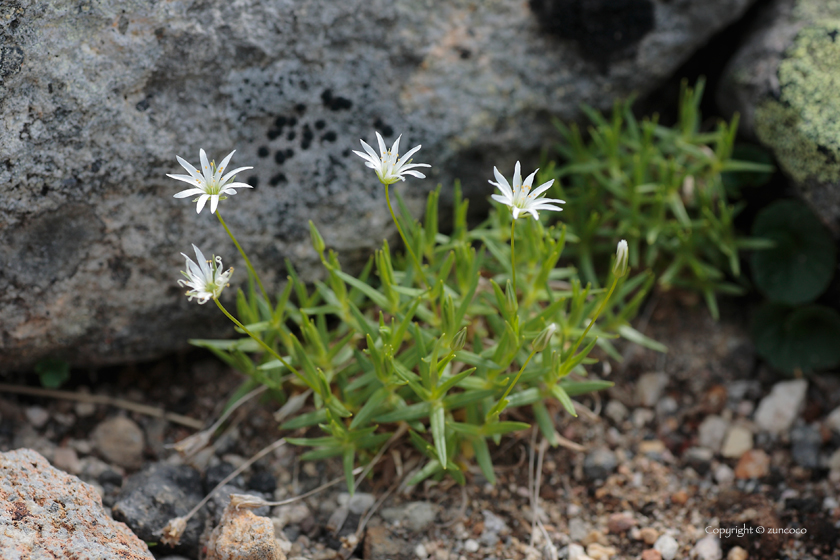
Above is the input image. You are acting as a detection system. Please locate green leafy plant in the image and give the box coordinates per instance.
[752,303,840,374]
[750,199,840,374]
[751,199,836,305]
[171,142,660,491]
[540,79,773,318]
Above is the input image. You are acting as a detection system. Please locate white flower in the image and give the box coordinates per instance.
[168,149,253,214]
[353,132,430,185]
[614,239,629,278]
[490,162,564,220]
[178,244,233,304]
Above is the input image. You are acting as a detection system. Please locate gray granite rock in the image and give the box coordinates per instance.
[112,463,206,558]
[718,0,840,231]
[0,448,153,559]
[1,0,756,370]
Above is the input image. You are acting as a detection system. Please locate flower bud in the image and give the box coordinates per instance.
[160,516,188,547]
[309,220,326,254]
[532,323,557,352]
[451,327,468,352]
[613,239,629,278]
[505,280,518,314]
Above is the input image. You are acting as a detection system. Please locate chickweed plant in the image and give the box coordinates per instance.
[540,79,774,318]
[169,134,658,493]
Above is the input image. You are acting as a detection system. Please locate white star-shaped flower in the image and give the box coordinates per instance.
[178,244,233,304]
[168,149,253,214]
[353,132,430,185]
[489,161,564,220]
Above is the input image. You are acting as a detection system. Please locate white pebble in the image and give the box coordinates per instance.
[654,534,679,560]
[463,539,479,553]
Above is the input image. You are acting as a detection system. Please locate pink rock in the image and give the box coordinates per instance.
[0,448,153,559]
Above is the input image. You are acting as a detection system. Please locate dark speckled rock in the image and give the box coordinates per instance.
[112,463,205,559]
[1,0,756,369]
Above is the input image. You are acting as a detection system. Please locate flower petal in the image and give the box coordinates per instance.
[513,162,522,191]
[375,132,387,155]
[220,166,253,184]
[522,169,539,189]
[215,151,236,182]
[492,167,513,197]
[210,195,220,214]
[199,149,212,182]
[401,144,421,162]
[390,134,401,157]
[530,179,555,197]
[359,140,379,160]
[491,193,512,206]
[196,194,209,214]
[173,188,206,198]
[401,170,426,178]
[167,173,204,187]
[176,156,204,181]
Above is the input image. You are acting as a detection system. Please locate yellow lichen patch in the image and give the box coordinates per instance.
[755,20,840,185]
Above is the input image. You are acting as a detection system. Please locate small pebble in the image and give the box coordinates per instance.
[825,406,840,433]
[567,544,586,560]
[568,518,589,542]
[338,492,376,514]
[583,448,617,481]
[683,447,713,475]
[790,424,821,468]
[636,372,668,407]
[52,447,81,474]
[754,379,807,434]
[734,449,770,479]
[713,464,735,486]
[691,535,721,560]
[586,543,616,560]
[607,513,635,534]
[25,406,50,428]
[415,543,428,558]
[698,416,729,452]
[726,546,748,560]
[638,440,666,455]
[641,550,662,560]
[605,400,628,423]
[632,408,655,428]
[671,490,688,505]
[720,425,753,458]
[91,416,145,469]
[639,527,659,545]
[463,539,479,553]
[824,496,839,511]
[654,535,679,560]
[656,397,679,417]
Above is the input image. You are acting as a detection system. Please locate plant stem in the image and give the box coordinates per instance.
[216,210,271,305]
[489,347,537,420]
[567,276,619,359]
[510,218,517,294]
[214,298,303,383]
[384,184,429,290]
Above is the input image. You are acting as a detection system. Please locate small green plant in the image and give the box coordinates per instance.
[34,358,70,389]
[540,79,773,318]
[168,140,660,492]
[750,199,840,374]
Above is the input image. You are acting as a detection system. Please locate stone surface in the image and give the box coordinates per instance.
[205,503,283,560]
[0,0,758,371]
[0,448,153,559]
[754,379,807,434]
[91,415,145,469]
[718,0,840,231]
[720,425,753,458]
[607,512,636,534]
[112,462,206,557]
[726,546,748,560]
[641,550,663,560]
[479,509,509,546]
[683,447,714,475]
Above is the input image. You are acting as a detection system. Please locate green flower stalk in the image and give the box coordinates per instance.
[354,132,432,289]
[489,162,564,293]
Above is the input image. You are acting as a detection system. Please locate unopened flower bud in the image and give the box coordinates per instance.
[451,327,468,351]
[614,239,629,278]
[229,493,272,510]
[532,323,557,352]
[309,220,326,254]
